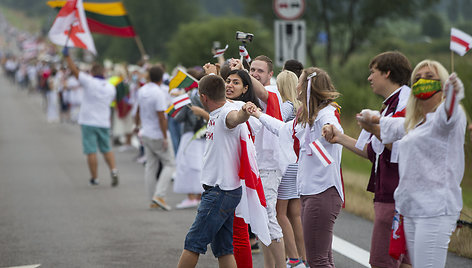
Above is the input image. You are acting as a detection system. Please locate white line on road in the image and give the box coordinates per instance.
[333,235,370,267]
[3,265,41,268]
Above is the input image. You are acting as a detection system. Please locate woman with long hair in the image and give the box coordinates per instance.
[356,60,466,267]
[248,67,344,267]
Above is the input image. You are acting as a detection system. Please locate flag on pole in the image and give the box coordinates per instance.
[168,69,199,92]
[236,125,271,246]
[48,0,97,54]
[450,28,472,56]
[213,44,228,58]
[47,0,136,38]
[239,45,251,63]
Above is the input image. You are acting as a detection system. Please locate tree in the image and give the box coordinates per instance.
[242,0,438,66]
[166,16,272,69]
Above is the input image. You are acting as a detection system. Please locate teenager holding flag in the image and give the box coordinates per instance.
[357,60,467,268]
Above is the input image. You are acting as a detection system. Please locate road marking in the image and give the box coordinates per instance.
[332,235,370,267]
[3,265,41,268]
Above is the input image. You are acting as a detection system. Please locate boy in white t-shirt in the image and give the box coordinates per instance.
[177,75,253,268]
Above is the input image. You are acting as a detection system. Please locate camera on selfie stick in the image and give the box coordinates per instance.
[236,31,254,69]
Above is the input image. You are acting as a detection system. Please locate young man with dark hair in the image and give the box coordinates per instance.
[177,74,253,268]
[135,65,175,210]
[324,51,412,268]
[63,49,119,187]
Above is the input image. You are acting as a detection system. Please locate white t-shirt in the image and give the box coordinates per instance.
[77,72,116,128]
[259,105,344,200]
[200,101,243,191]
[137,82,168,140]
[255,85,283,171]
[380,102,466,217]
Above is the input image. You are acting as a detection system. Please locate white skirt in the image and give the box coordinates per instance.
[173,132,204,194]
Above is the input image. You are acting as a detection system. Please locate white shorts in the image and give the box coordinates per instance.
[260,169,283,240]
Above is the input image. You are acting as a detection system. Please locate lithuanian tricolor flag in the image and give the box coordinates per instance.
[169,69,199,92]
[47,0,136,38]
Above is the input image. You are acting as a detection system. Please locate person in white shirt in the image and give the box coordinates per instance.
[249,55,287,268]
[248,67,344,267]
[357,60,467,268]
[177,74,253,268]
[64,48,118,187]
[135,65,175,211]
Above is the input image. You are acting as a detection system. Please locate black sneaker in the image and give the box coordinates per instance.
[90,178,99,186]
[251,242,260,254]
[111,171,119,187]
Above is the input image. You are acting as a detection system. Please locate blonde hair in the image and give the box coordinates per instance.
[404,60,449,132]
[298,67,340,127]
[276,70,301,110]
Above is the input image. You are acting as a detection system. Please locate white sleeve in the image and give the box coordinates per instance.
[259,113,286,136]
[379,117,406,144]
[78,72,91,90]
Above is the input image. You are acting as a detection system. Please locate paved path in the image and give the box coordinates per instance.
[0,74,470,267]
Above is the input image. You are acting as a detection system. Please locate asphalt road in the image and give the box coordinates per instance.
[0,74,470,267]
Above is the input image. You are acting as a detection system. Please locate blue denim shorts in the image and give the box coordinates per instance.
[81,125,111,154]
[184,185,242,258]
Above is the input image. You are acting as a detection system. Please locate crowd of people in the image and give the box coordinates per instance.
[1,13,471,268]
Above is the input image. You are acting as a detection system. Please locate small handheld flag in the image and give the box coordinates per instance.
[213,44,228,58]
[169,69,199,92]
[239,46,251,63]
[48,0,96,55]
[450,28,472,56]
[165,93,191,117]
[309,139,334,167]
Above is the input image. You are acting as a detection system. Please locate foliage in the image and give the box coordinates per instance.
[166,16,273,69]
[421,12,445,38]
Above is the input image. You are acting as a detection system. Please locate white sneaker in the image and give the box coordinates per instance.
[176,198,200,209]
[287,260,306,268]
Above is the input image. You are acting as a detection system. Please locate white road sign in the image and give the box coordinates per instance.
[273,0,305,20]
[274,20,306,67]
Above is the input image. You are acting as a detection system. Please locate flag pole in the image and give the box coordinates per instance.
[451,50,455,73]
[134,35,147,60]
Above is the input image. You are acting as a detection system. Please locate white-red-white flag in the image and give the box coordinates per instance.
[213,44,228,58]
[239,46,251,63]
[235,125,271,246]
[309,139,335,167]
[48,0,96,55]
[450,28,472,56]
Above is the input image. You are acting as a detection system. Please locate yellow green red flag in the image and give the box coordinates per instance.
[169,69,199,92]
[47,0,136,38]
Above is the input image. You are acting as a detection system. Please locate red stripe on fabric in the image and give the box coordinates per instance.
[266,91,282,120]
[451,36,470,50]
[171,107,181,117]
[312,141,331,164]
[292,115,300,162]
[392,108,406,118]
[239,138,266,207]
[448,91,456,117]
[174,97,190,105]
[340,167,345,208]
[87,18,136,37]
[245,122,255,142]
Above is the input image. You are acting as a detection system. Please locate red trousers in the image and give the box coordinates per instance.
[233,216,252,268]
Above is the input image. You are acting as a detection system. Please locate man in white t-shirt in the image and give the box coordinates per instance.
[64,48,119,187]
[177,74,253,268]
[249,55,286,268]
[135,65,175,211]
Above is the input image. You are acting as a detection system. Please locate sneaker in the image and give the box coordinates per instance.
[90,178,99,186]
[111,171,119,187]
[152,197,171,211]
[287,259,306,268]
[251,242,260,254]
[136,155,146,164]
[176,198,200,209]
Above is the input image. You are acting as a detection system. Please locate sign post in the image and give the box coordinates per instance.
[273,0,306,67]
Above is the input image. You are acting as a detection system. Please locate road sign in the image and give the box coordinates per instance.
[274,20,306,67]
[273,0,305,20]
